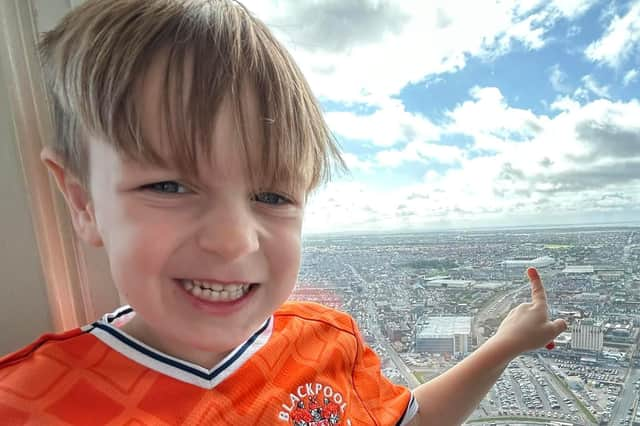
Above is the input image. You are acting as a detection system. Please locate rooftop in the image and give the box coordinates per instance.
[562,265,595,274]
[424,279,472,288]
[502,256,555,268]
[417,316,472,338]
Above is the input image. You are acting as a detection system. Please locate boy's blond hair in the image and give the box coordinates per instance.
[39,0,344,192]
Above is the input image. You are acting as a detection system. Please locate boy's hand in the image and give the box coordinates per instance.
[492,267,567,357]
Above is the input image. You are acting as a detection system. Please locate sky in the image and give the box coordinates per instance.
[242,0,640,234]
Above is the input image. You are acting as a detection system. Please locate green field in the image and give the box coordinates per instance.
[544,244,573,249]
[413,370,441,384]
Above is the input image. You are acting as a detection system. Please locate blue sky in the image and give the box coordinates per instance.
[244,0,640,233]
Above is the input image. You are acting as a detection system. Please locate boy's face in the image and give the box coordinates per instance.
[47,57,305,367]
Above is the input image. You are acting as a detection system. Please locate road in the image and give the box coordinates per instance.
[536,354,595,425]
[473,268,565,346]
[472,282,528,344]
[611,365,640,423]
[611,230,638,423]
[623,231,635,263]
[346,263,421,389]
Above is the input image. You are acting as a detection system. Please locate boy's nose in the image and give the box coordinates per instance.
[197,205,260,261]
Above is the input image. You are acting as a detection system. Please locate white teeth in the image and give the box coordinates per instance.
[181,279,251,302]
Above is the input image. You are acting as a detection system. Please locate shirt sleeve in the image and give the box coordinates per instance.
[350,318,419,425]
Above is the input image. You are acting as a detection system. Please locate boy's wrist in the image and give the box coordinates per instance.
[479,334,523,369]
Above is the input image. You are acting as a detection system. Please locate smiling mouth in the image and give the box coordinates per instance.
[179,279,258,302]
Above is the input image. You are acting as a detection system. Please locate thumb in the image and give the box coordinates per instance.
[550,318,567,336]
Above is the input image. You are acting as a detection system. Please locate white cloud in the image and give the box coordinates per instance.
[304,181,408,233]
[375,141,464,167]
[580,75,611,98]
[335,86,550,171]
[244,0,598,104]
[341,153,375,172]
[324,99,439,147]
[567,25,581,37]
[585,1,640,68]
[623,68,639,86]
[551,0,599,18]
[549,64,571,93]
[446,87,547,144]
[305,97,640,232]
[551,96,581,112]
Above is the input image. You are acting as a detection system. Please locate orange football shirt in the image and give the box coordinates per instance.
[0,302,417,425]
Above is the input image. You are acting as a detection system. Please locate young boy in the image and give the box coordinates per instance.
[0,1,566,425]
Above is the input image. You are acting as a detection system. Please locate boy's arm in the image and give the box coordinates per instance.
[409,334,515,425]
[407,268,567,426]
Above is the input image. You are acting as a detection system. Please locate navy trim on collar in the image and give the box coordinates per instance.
[89,310,271,381]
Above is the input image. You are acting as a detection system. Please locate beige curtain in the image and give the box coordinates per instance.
[0,0,118,355]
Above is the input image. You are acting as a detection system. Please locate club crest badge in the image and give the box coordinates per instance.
[278,382,351,425]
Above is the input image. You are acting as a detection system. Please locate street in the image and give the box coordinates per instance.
[346,263,421,389]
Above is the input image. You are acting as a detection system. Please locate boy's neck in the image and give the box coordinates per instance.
[119,315,230,369]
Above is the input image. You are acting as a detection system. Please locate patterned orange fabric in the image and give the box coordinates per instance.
[0,302,413,425]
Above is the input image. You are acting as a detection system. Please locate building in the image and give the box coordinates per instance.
[502,256,554,279]
[597,268,624,282]
[415,316,472,355]
[288,286,342,310]
[502,256,555,269]
[423,279,472,290]
[473,281,506,290]
[555,331,571,350]
[571,319,604,352]
[562,265,595,274]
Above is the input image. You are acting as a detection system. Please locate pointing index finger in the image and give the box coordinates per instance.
[527,267,547,305]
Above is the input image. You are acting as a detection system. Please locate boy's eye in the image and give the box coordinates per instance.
[252,192,291,205]
[141,181,189,194]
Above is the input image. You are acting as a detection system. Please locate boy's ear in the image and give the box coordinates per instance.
[40,147,103,247]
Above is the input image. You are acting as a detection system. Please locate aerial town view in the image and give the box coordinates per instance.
[292,225,640,426]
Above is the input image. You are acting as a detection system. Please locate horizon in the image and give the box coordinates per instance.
[302,219,640,237]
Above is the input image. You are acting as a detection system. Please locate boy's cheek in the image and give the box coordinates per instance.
[105,227,168,270]
[266,229,302,270]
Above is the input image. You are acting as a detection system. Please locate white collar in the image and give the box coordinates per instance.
[86,305,273,389]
